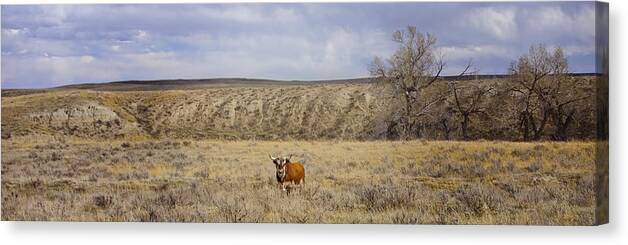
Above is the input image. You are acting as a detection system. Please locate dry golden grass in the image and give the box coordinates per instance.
[1,136,597,224]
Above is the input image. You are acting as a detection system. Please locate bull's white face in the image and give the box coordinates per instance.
[273,157,287,169]
[270,155,290,181]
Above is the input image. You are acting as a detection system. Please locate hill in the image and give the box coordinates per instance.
[54,77,377,91]
[2,78,387,140]
[1,74,599,140]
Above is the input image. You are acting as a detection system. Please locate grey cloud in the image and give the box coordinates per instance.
[1,2,599,88]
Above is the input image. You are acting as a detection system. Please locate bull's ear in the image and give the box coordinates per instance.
[286,154,293,162]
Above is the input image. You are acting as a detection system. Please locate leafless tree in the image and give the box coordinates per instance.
[448,74,495,140]
[369,26,446,139]
[509,44,589,141]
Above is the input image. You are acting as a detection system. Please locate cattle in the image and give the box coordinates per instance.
[269,154,305,192]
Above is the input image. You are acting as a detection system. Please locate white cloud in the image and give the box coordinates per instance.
[27,55,117,86]
[466,7,517,40]
[437,45,512,61]
[134,30,149,40]
[562,44,595,56]
[195,6,301,24]
[2,52,186,87]
[524,6,595,42]
[79,55,95,63]
[2,28,26,36]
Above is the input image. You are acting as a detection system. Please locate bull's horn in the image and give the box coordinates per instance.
[284,154,293,163]
[269,154,276,161]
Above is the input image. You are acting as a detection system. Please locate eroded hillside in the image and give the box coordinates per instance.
[1,83,387,140]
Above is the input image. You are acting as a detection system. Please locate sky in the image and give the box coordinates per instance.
[1,2,601,88]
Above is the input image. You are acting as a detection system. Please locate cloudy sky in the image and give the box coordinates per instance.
[1,2,599,88]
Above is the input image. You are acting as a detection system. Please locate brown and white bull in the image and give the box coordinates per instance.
[269,154,305,192]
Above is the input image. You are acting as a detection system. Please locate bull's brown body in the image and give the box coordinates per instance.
[280,162,305,186]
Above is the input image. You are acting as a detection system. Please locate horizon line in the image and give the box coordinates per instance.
[1,72,604,90]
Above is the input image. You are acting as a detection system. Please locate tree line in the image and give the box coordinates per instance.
[368,26,600,141]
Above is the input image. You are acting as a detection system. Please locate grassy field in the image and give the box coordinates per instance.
[0,77,603,224]
[1,136,597,224]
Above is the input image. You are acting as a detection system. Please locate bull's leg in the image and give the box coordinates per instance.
[293,180,304,193]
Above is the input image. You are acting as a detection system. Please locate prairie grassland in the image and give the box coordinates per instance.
[1,136,597,224]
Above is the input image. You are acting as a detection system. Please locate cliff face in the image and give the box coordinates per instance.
[1,83,386,140]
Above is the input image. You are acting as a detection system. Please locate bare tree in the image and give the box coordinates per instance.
[541,48,590,140]
[438,106,456,140]
[509,44,589,141]
[369,26,445,139]
[509,45,551,140]
[448,76,495,140]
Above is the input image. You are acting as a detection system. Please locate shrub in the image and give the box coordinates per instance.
[571,175,595,206]
[526,161,543,172]
[193,169,209,178]
[511,148,533,160]
[469,162,487,178]
[454,182,505,216]
[155,193,178,210]
[51,152,63,161]
[212,195,260,223]
[355,182,420,211]
[93,195,113,209]
[391,210,421,224]
[28,152,39,159]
